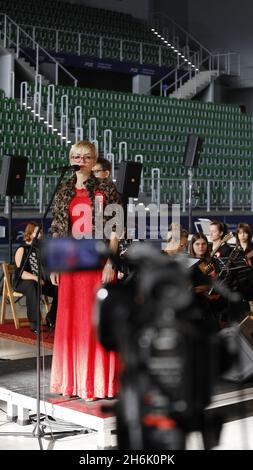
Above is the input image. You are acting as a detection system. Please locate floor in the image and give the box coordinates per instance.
[0,334,253,450]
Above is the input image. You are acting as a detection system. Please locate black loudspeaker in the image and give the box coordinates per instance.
[116,161,143,198]
[183,134,204,167]
[0,155,28,196]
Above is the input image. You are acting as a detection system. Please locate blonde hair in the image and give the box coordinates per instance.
[69,140,97,162]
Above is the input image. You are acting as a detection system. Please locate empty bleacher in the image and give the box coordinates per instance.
[22,83,253,209]
[0,0,178,68]
[0,89,69,207]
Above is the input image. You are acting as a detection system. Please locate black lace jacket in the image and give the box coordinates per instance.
[51,174,122,239]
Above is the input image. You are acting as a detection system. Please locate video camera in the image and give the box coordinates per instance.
[42,237,238,450]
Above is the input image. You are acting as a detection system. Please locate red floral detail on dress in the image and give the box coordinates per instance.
[94,190,105,205]
[69,188,92,238]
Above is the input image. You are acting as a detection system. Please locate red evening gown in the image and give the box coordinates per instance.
[50,188,118,399]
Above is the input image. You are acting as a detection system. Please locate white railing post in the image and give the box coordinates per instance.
[20,81,28,109]
[74,105,83,142]
[60,94,69,145]
[227,53,231,75]
[175,68,178,91]
[229,181,233,212]
[35,44,39,74]
[119,142,128,163]
[55,62,59,85]
[151,168,161,208]
[55,29,59,53]
[207,180,211,212]
[78,33,81,56]
[3,14,7,48]
[120,39,123,61]
[103,129,112,158]
[39,176,44,213]
[33,74,42,120]
[182,180,186,212]
[99,36,103,59]
[32,26,36,48]
[16,26,20,58]
[88,117,97,142]
[135,154,144,193]
[158,45,162,67]
[107,153,115,179]
[47,83,55,133]
[160,80,163,97]
[10,71,15,99]
[140,42,143,65]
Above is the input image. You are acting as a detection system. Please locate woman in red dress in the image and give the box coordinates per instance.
[50,140,121,400]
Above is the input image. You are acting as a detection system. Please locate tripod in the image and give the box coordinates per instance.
[0,166,88,449]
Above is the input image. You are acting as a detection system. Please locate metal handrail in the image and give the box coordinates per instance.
[0,13,78,86]
[150,11,212,56]
[0,176,252,212]
[150,51,240,96]
[149,49,199,92]
[15,21,178,67]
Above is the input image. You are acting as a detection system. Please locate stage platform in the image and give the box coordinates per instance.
[1,355,253,449]
[0,356,117,449]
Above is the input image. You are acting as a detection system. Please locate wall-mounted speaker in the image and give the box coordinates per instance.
[183,135,204,167]
[116,161,143,198]
[0,155,28,196]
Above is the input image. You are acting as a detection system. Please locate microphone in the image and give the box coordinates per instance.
[52,164,80,172]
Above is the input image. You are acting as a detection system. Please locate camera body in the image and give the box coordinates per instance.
[96,243,237,449]
[42,238,237,449]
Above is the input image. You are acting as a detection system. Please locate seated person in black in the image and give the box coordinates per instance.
[209,220,233,258]
[14,221,58,332]
[234,223,253,305]
[189,233,229,331]
[236,223,253,266]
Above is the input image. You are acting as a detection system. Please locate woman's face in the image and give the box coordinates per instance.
[70,146,96,174]
[209,224,222,242]
[193,238,208,257]
[31,227,41,240]
[238,229,248,244]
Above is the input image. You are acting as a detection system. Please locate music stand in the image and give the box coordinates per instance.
[0,165,88,449]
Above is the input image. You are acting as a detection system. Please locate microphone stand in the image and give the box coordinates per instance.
[0,167,87,449]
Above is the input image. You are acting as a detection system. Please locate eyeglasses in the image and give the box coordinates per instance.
[72,155,94,162]
[92,169,104,174]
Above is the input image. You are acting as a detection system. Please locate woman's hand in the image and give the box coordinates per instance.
[102,263,115,284]
[50,272,60,286]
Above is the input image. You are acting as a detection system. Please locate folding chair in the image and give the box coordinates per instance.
[0,262,50,329]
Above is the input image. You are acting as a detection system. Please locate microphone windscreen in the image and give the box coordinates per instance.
[71,165,80,171]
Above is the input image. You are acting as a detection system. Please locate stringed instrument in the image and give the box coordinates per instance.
[198,232,234,276]
[210,232,234,257]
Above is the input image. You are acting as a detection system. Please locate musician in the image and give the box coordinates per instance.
[209,220,232,258]
[236,223,253,267]
[163,224,189,256]
[189,233,229,331]
[234,223,253,309]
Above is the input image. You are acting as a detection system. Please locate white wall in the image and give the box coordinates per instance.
[56,0,151,20]
[152,0,189,29]
[0,54,14,98]
[188,0,253,79]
